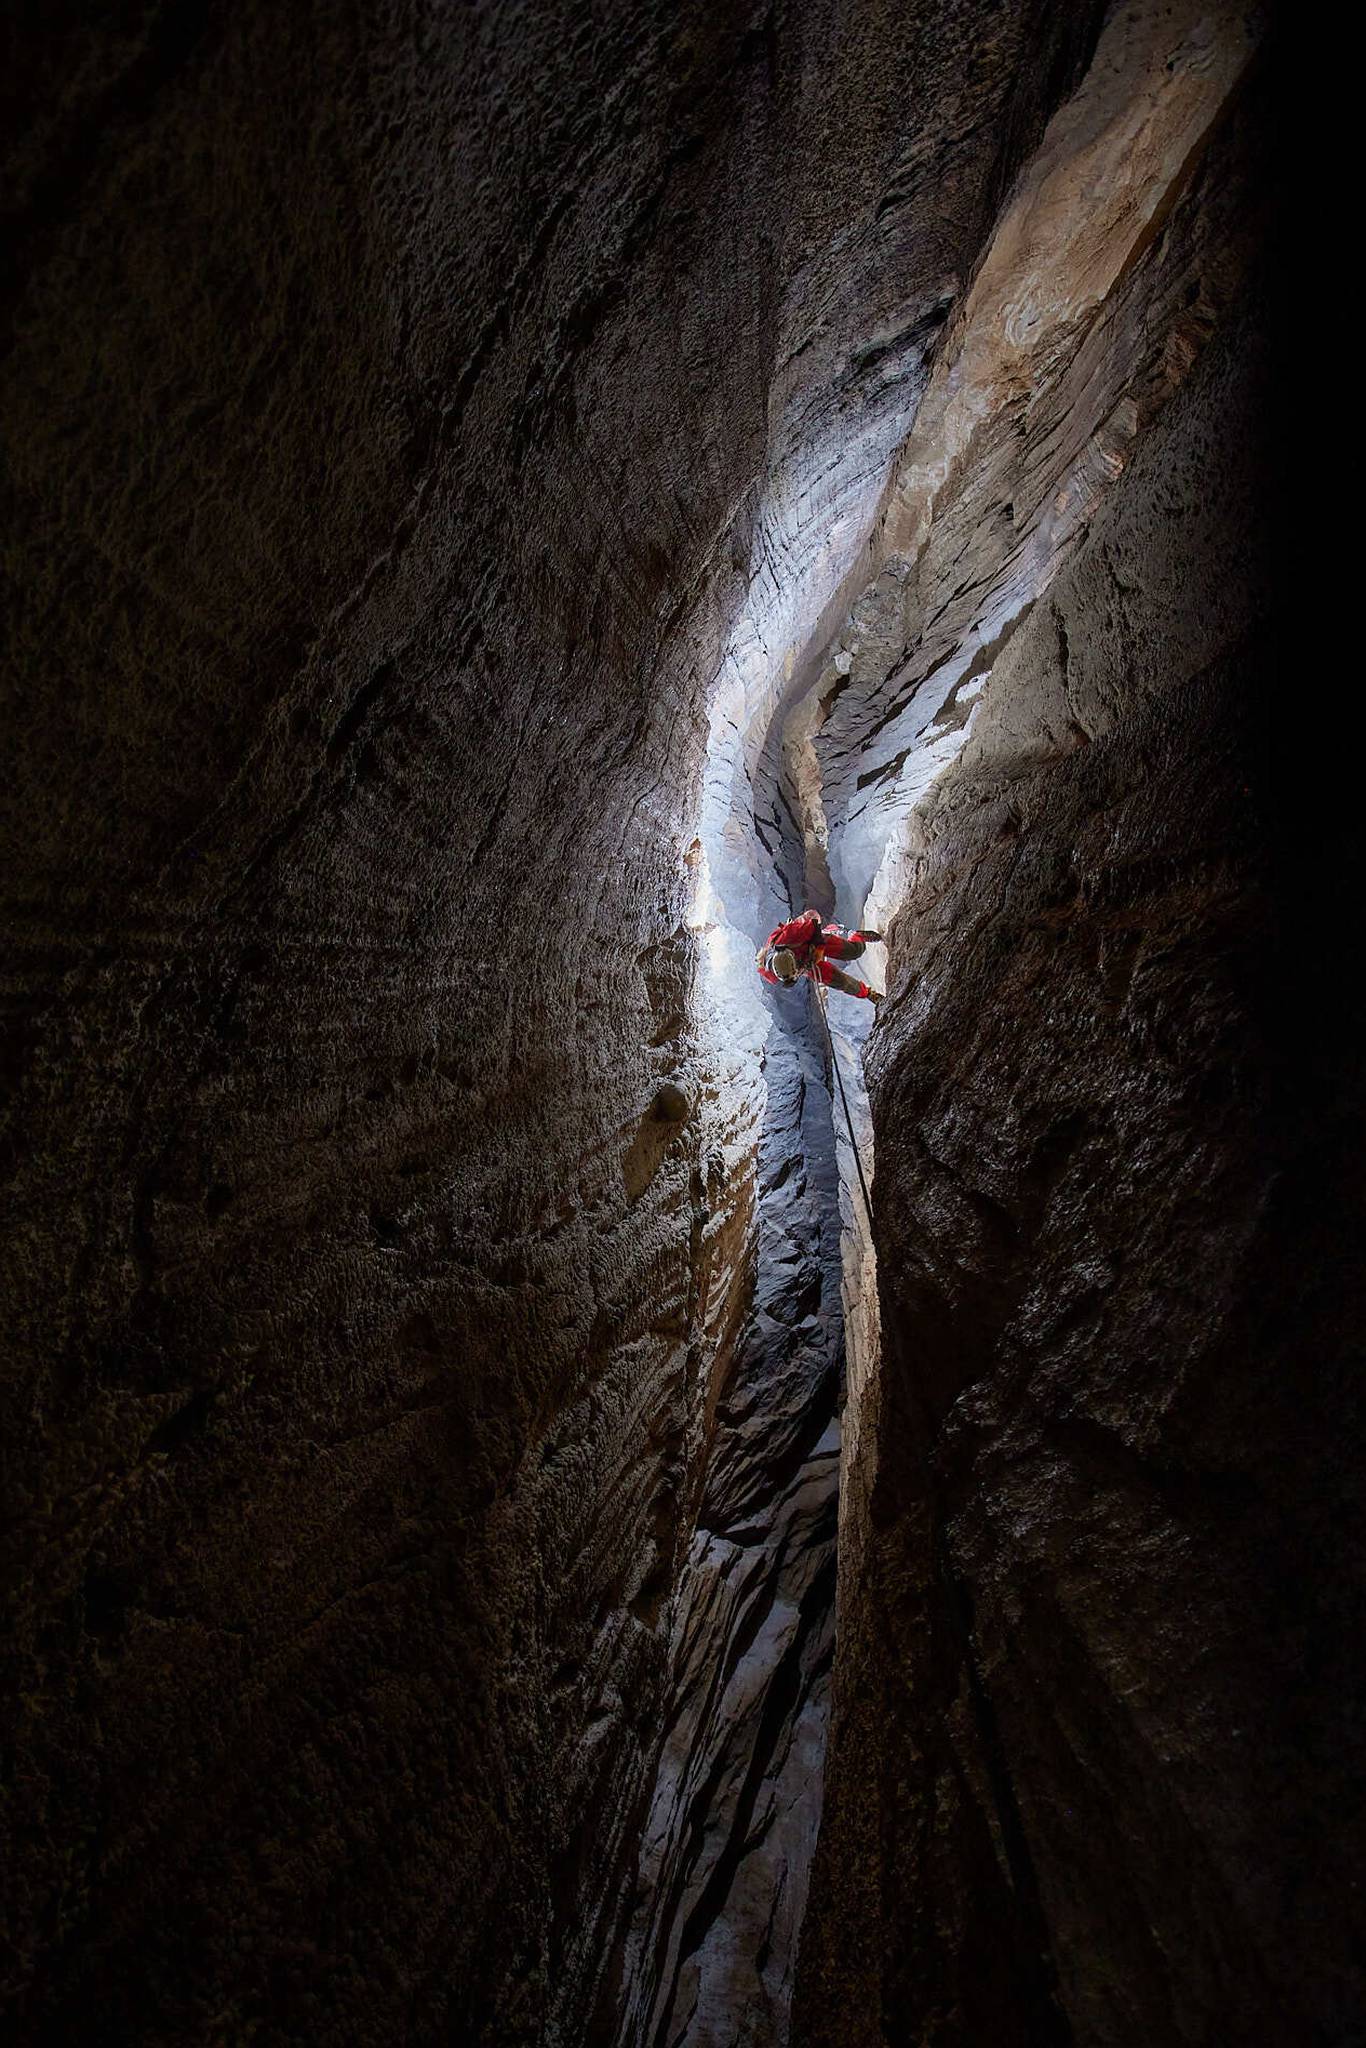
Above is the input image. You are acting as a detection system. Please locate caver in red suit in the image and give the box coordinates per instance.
[755,909,883,1002]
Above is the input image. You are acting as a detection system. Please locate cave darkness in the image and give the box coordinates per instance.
[2,4,1355,2047]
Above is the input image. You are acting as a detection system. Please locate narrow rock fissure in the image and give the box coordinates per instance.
[665,1553,838,2032]
[613,11,1273,2012]
[608,589,882,2047]
[7,13,1327,2048]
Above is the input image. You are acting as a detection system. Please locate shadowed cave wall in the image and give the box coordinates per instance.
[792,78,1362,2043]
[4,4,1353,2047]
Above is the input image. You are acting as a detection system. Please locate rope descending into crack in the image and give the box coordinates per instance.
[813,981,875,1230]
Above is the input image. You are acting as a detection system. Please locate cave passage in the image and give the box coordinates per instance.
[604,472,885,2042]
[5,8,1354,2048]
[555,6,1308,2036]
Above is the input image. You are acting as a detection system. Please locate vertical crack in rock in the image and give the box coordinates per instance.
[600,11,1132,2042]
[2,5,1301,2047]
[605,416,876,2048]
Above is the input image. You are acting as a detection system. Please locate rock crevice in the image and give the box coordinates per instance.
[3,8,1340,2048]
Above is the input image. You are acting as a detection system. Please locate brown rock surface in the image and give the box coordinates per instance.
[5,5,1335,2046]
[2,4,1110,2045]
[795,53,1362,2045]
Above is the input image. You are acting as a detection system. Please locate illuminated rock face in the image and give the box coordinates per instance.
[790,30,1361,2048]
[4,7,1344,2048]
[0,5,1104,2042]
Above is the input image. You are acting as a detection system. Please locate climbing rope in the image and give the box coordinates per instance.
[813,980,876,1231]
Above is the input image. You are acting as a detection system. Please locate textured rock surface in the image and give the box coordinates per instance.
[1,4,1109,2045]
[794,37,1363,2045]
[5,4,1332,2045]
[598,0,1118,2001]
[604,1004,842,2048]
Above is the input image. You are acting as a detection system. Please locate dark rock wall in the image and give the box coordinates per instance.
[5,10,763,2038]
[2,4,1109,2045]
[7,5,1327,2045]
[797,62,1362,2048]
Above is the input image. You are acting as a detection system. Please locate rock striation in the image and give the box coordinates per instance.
[1,4,1103,2043]
[3,5,1338,2048]
[790,16,1361,2047]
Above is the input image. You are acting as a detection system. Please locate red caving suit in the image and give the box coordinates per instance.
[756,910,878,1000]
